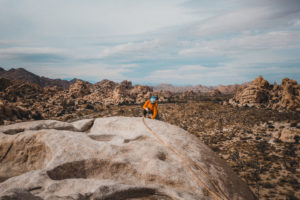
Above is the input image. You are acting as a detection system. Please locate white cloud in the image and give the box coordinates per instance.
[145,65,238,85]
[0,47,75,65]
[98,40,163,58]
[0,0,193,38]
[179,31,300,56]
[0,47,72,58]
[120,64,139,69]
[30,63,133,82]
[0,40,27,45]
[145,60,300,85]
[185,1,300,37]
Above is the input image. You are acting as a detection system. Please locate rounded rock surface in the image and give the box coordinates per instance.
[0,117,257,200]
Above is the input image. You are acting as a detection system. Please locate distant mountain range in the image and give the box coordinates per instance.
[153,83,242,94]
[0,67,243,93]
[0,67,72,89]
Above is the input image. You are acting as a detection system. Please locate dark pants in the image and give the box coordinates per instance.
[143,109,159,119]
[143,109,153,117]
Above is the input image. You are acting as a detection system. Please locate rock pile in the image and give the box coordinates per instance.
[179,90,199,100]
[210,89,222,97]
[229,76,300,111]
[0,78,12,91]
[0,117,256,200]
[0,79,173,124]
[68,80,92,98]
[276,78,300,110]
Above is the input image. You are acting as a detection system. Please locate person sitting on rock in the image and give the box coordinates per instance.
[143,96,158,119]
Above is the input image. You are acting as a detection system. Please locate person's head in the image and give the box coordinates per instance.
[150,96,156,104]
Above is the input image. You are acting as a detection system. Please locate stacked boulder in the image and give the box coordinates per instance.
[154,90,173,103]
[275,78,300,110]
[68,80,92,98]
[113,80,135,105]
[210,89,222,97]
[179,90,198,101]
[229,76,300,111]
[130,85,152,104]
[89,80,154,105]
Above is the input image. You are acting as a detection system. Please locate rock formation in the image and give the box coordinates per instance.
[0,117,256,200]
[179,90,199,100]
[154,90,173,103]
[0,78,12,91]
[210,89,222,97]
[229,76,300,111]
[216,84,241,94]
[68,80,92,98]
[0,78,172,124]
[277,78,300,110]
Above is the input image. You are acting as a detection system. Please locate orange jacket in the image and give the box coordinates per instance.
[143,99,158,119]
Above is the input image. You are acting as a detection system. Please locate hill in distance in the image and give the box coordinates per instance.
[0,67,72,89]
[153,83,242,94]
[0,67,242,94]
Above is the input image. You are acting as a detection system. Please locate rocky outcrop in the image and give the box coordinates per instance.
[1,82,43,102]
[0,78,173,123]
[229,76,300,111]
[154,90,173,103]
[112,80,134,105]
[276,78,300,110]
[0,78,12,91]
[130,85,152,104]
[0,117,256,200]
[68,80,92,98]
[210,89,222,97]
[0,100,41,124]
[85,80,154,105]
[179,90,199,100]
[216,84,241,94]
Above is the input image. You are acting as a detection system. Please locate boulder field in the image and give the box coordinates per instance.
[0,117,256,200]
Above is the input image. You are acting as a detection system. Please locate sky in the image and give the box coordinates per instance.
[0,0,300,86]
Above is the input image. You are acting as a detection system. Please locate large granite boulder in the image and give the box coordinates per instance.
[68,80,92,98]
[229,76,300,111]
[277,78,300,110]
[0,117,256,200]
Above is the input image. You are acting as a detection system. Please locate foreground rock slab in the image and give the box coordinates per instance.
[0,117,256,200]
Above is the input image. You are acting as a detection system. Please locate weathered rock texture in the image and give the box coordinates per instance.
[0,117,256,200]
[88,102,300,199]
[229,76,300,111]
